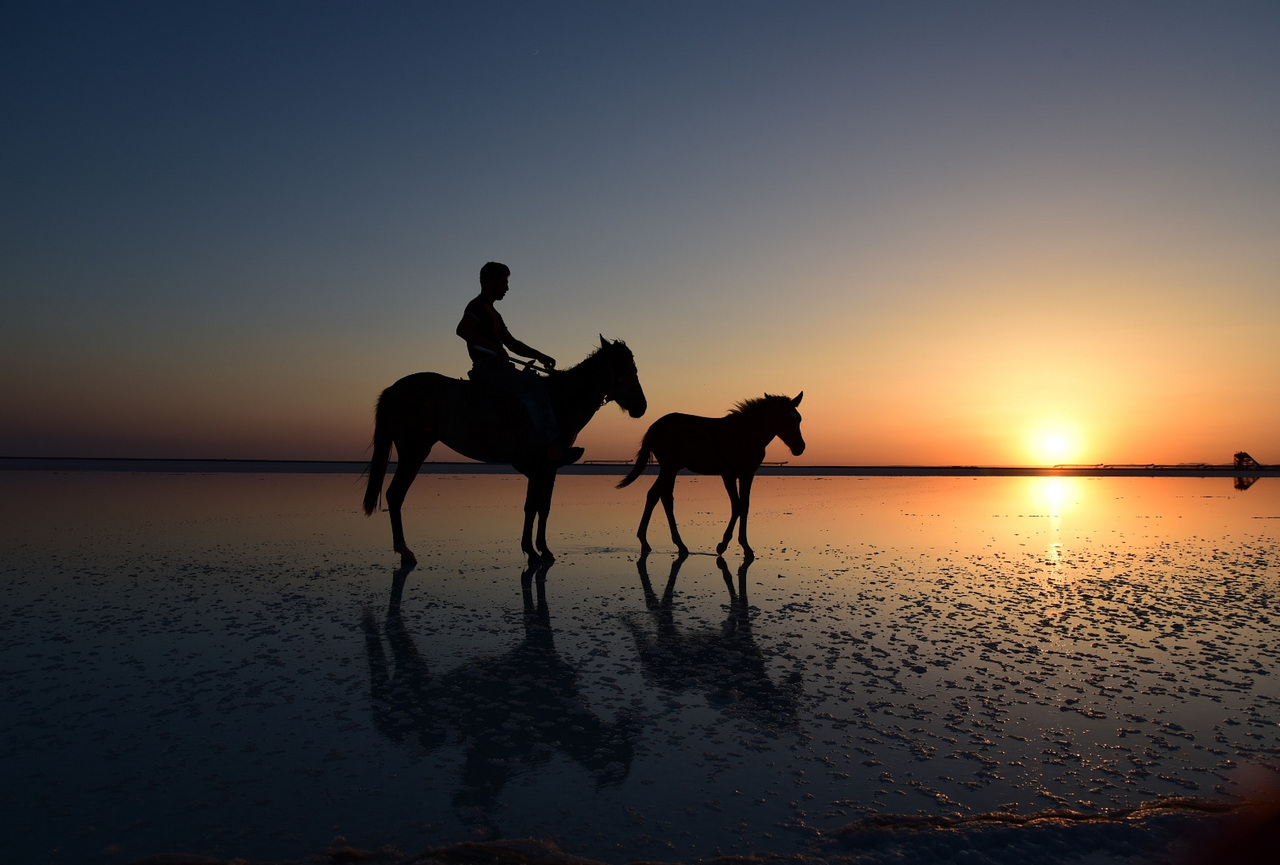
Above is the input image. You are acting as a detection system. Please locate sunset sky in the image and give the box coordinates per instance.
[4,2,1278,466]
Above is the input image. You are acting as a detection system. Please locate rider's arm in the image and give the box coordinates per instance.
[501,333,556,369]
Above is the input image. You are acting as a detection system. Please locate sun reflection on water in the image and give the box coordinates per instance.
[1035,477,1068,581]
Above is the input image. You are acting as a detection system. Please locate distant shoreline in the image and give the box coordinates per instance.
[3,457,1276,478]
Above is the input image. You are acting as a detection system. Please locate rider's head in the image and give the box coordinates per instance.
[479,261,510,295]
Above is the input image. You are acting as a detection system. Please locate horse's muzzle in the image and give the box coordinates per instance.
[790,439,806,456]
[621,388,647,418]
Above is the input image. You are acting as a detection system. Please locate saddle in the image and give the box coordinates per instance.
[437,369,548,463]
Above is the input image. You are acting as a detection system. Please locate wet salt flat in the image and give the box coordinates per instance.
[3,469,1279,864]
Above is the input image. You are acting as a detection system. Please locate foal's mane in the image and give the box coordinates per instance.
[728,394,792,416]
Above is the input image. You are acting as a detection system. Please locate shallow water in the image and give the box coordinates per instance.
[2,471,1279,864]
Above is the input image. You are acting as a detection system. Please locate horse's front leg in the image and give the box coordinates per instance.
[716,474,742,557]
[736,473,756,560]
[521,475,539,561]
[534,470,558,562]
[522,470,556,563]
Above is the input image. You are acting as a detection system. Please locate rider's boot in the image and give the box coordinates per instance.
[545,443,584,467]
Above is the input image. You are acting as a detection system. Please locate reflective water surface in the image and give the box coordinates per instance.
[2,471,1279,863]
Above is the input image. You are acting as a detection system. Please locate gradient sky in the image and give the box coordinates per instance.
[4,1,1278,465]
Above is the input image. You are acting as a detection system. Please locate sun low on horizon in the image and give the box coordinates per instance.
[1026,424,1086,467]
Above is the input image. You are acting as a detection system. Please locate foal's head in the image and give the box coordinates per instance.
[734,393,806,456]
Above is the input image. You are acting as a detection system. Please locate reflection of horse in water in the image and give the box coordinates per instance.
[364,337,647,564]
[618,393,804,559]
[361,562,636,825]
[620,554,802,729]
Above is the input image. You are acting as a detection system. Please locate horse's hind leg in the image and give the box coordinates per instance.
[716,474,742,557]
[385,442,430,566]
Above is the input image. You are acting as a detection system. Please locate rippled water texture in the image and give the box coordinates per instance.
[3,471,1279,863]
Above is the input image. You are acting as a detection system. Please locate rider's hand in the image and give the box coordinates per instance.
[541,354,556,370]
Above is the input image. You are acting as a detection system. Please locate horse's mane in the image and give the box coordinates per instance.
[542,339,630,379]
[728,394,792,416]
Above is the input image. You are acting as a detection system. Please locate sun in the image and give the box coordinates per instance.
[1027,425,1083,465]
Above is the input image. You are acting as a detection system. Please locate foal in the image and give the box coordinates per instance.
[618,393,804,559]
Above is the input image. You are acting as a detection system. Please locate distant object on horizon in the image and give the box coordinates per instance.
[1233,452,1267,492]
[1234,451,1266,469]
[1053,452,1271,472]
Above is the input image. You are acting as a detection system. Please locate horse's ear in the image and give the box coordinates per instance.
[599,334,610,349]
[792,392,803,406]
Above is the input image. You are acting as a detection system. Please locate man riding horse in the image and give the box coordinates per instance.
[456,261,584,467]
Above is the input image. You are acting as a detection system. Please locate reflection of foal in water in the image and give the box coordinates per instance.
[622,554,802,729]
[618,393,805,559]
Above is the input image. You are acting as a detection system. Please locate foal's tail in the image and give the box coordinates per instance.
[617,432,653,489]
[363,391,392,516]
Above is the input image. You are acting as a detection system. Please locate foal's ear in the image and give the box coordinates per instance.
[792,392,804,406]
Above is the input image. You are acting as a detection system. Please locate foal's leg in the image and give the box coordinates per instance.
[636,467,665,554]
[656,466,688,555]
[716,474,742,557]
[385,442,430,566]
[638,465,684,555]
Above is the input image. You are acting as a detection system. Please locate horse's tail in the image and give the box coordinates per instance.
[617,432,652,489]
[363,391,393,516]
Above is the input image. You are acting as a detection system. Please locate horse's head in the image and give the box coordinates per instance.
[597,335,647,418]
[776,392,806,456]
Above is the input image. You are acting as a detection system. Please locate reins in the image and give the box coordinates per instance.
[512,357,552,375]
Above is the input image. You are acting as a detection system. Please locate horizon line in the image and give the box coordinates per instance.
[2,456,1276,478]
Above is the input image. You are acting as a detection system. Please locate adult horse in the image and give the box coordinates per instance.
[617,393,804,559]
[364,337,646,564]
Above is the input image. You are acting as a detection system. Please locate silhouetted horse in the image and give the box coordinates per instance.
[362,561,636,830]
[618,393,804,559]
[364,337,646,564]
[621,554,802,730]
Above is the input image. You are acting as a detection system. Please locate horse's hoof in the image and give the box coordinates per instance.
[715,542,728,556]
[743,548,755,561]
[398,548,418,566]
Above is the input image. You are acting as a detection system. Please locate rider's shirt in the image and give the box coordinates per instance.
[461,296,511,365]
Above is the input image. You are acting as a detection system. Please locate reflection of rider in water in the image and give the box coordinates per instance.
[456,261,583,466]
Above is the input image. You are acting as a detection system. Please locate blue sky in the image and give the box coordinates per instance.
[4,2,1279,463]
